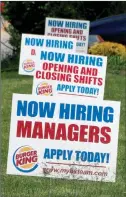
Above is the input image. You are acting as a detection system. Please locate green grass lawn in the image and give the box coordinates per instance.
[1,71,126,197]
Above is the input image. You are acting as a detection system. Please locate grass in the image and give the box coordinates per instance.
[1,71,126,197]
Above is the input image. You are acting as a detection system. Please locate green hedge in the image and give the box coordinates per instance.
[1,54,19,72]
[107,55,126,74]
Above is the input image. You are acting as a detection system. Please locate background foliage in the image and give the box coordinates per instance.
[3,1,126,53]
[1,1,126,73]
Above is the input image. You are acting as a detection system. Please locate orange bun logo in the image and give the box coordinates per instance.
[36,82,53,96]
[22,59,35,72]
[13,146,38,173]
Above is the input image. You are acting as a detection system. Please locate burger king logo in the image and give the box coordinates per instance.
[36,82,53,96]
[22,59,35,72]
[13,146,38,173]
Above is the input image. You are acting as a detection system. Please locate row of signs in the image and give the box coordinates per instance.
[7,18,121,182]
